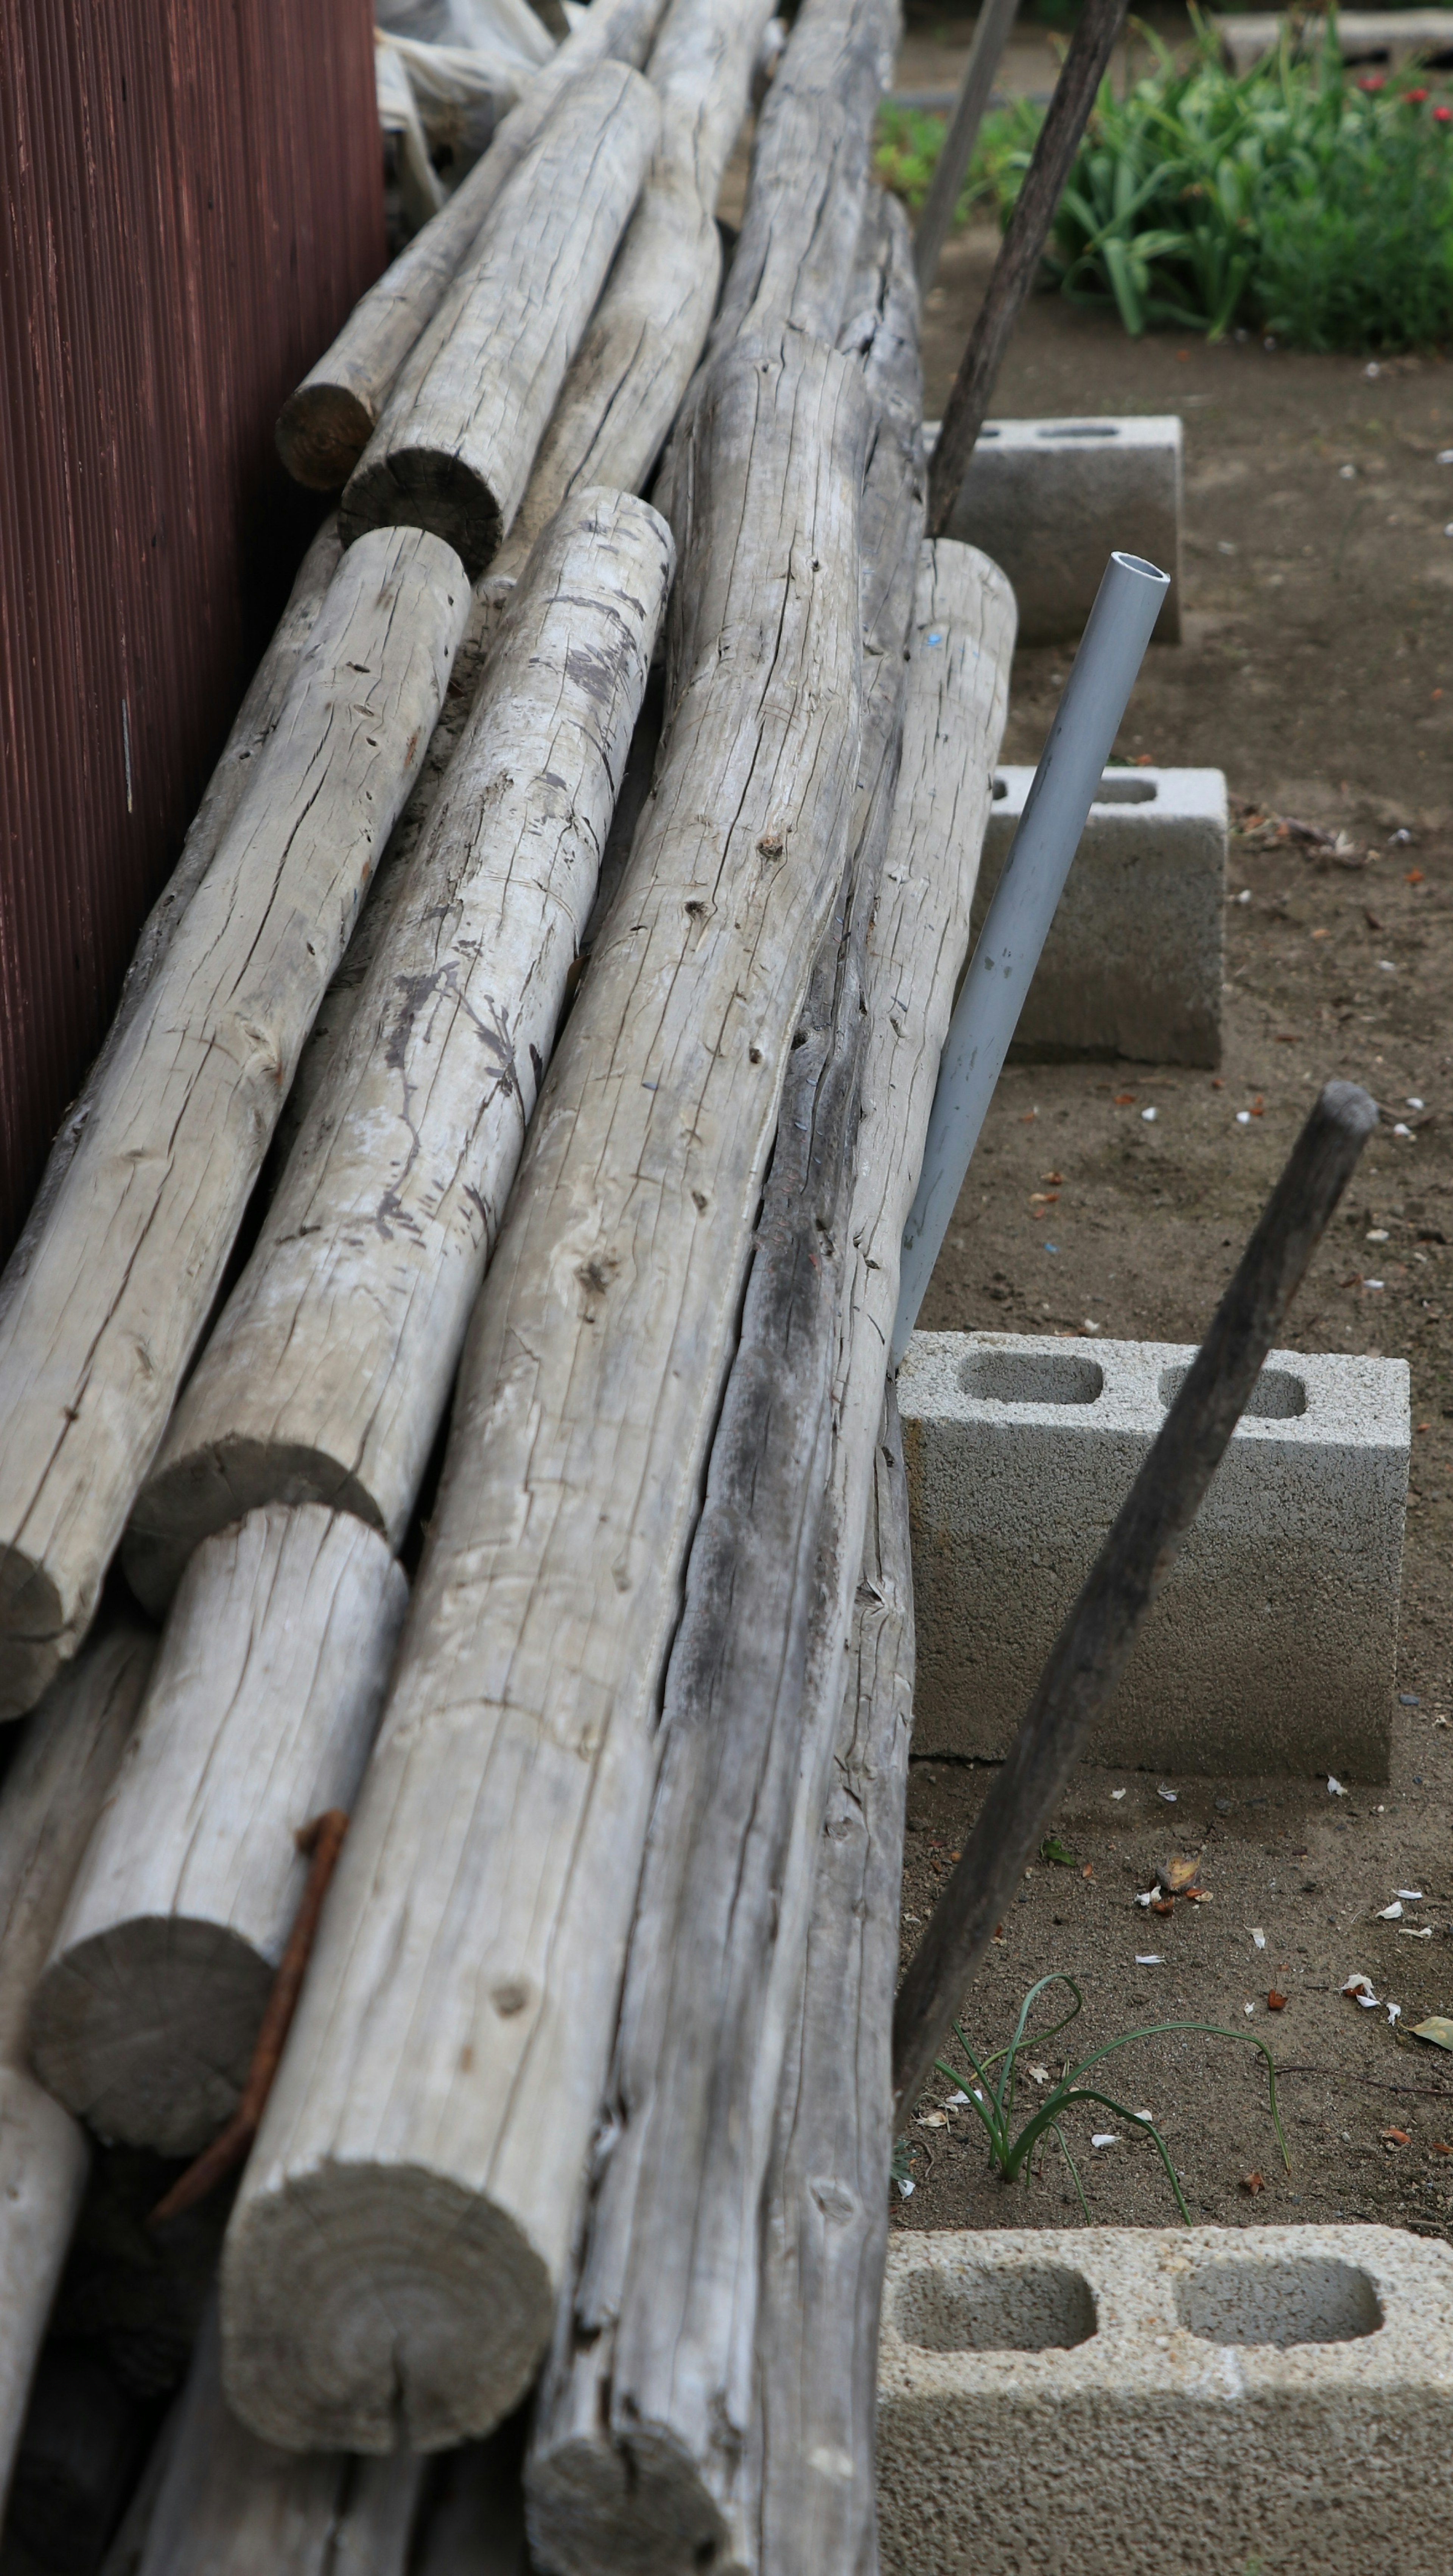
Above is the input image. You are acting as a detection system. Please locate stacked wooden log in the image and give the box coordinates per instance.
[0,0,1018,2561]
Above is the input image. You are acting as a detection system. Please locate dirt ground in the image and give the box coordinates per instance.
[893,165,1453,2238]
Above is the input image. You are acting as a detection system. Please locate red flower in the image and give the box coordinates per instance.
[1436,103,1453,123]
[1356,70,1386,90]
[1405,86,1430,103]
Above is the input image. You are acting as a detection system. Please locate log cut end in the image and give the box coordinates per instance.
[339,446,506,582]
[528,2427,741,2576]
[221,2162,554,2455]
[0,1549,72,1725]
[30,1918,275,2157]
[276,384,378,493]
[123,1441,386,1619]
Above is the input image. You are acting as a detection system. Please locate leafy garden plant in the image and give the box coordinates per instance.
[927,1972,1290,2223]
[875,11,1453,351]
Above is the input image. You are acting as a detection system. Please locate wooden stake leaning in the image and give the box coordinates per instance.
[1,517,341,1300]
[125,492,673,1609]
[927,0,1128,534]
[0,529,467,1722]
[32,1507,406,2158]
[526,187,924,2576]
[340,65,660,574]
[490,0,776,579]
[127,2303,423,2576]
[892,1079,1380,2120]
[754,1397,914,2576]
[912,0,1020,296]
[219,334,869,2459]
[0,1626,153,2499]
[275,0,670,492]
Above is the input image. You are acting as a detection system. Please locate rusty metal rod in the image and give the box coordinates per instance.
[891,1080,1379,2118]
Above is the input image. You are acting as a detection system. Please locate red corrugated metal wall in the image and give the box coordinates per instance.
[0,0,384,1257]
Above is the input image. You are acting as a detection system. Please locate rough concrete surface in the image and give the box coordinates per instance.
[877,2223,1453,2576]
[901,1330,1409,1779]
[973,765,1226,1067]
[927,414,1183,644]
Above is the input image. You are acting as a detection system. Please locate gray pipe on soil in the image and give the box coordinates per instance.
[891,548,1170,1366]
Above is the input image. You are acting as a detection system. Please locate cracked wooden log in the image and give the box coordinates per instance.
[2,519,342,1303]
[524,187,922,2576]
[125,491,672,1611]
[752,1398,912,2576]
[340,65,660,575]
[219,331,868,2458]
[0,1624,153,2501]
[0,528,466,1722]
[132,2303,423,2576]
[31,1507,406,2158]
[490,0,776,580]
[706,0,900,358]
[276,0,669,492]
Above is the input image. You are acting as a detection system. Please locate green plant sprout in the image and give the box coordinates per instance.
[930,1973,1290,2224]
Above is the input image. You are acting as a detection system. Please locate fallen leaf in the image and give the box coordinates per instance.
[1251,1095,1265,1116]
[1151,1896,1174,1916]
[1113,1092,1137,1105]
[1412,2017,1453,2051]
[1081,1863,1095,1880]
[1433,2141,1453,2155]
[1241,2171,1265,2194]
[1039,1834,1077,1868]
[1381,2126,1411,2148]
[1267,1990,1288,2010]
[1041,1171,1064,1185]
[1185,1888,1214,1904]
[1163,1854,1201,1893]
[1027,2065,1050,2085]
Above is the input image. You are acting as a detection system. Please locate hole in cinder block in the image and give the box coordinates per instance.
[1175,2256,1382,2347]
[961,1350,1104,1406]
[894,2262,1098,2354]
[992,776,1009,798]
[1158,1363,1307,1419]
[1092,774,1157,806]
[1035,423,1121,440]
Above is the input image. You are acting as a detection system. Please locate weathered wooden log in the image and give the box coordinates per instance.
[219,333,869,2458]
[753,1398,912,2576]
[2,520,342,1304]
[276,0,669,492]
[6,2341,152,2571]
[130,2303,422,2576]
[126,492,672,1609]
[31,1508,405,2158]
[490,0,776,579]
[524,188,923,2576]
[340,66,660,574]
[412,2418,531,2575]
[0,1625,153,2503]
[706,0,900,358]
[0,529,465,1722]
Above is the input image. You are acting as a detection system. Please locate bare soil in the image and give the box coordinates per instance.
[895,209,1453,2240]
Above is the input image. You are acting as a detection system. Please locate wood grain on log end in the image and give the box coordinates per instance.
[529,2430,735,2576]
[221,2165,553,2455]
[275,385,377,493]
[32,1506,406,2156]
[123,1441,383,1622]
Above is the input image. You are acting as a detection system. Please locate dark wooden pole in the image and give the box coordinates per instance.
[892,1080,1378,2117]
[926,0,1128,537]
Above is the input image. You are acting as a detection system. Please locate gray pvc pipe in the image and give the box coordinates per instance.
[892,549,1171,1367]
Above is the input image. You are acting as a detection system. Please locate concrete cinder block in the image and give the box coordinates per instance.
[925,415,1183,644]
[877,2224,1453,2576]
[973,764,1226,1067]
[899,1333,1409,1780]
[1214,9,1453,75]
